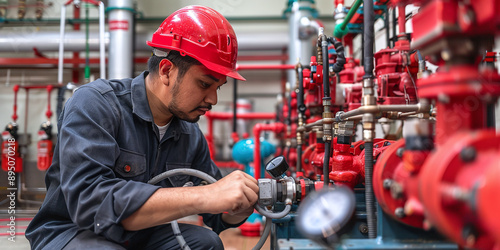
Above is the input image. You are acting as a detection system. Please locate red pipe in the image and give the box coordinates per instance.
[46,85,53,120]
[398,5,406,35]
[0,232,25,236]
[238,54,289,61]
[0,218,32,221]
[12,85,19,122]
[206,114,215,159]
[0,56,292,68]
[236,64,295,71]
[204,111,276,160]
[19,85,61,90]
[253,122,285,179]
[204,111,276,120]
[73,4,81,84]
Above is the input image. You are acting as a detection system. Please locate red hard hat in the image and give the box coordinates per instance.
[147,5,245,81]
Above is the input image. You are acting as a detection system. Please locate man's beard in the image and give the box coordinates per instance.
[168,80,211,123]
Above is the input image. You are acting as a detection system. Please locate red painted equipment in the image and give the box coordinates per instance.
[302,138,392,189]
[2,85,22,173]
[37,85,55,171]
[372,0,500,249]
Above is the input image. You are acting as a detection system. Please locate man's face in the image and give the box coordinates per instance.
[168,64,226,123]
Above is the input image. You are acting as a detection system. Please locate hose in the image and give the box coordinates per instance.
[171,220,190,250]
[148,168,217,185]
[148,169,217,250]
[149,168,289,250]
[252,217,272,250]
[252,204,291,250]
[327,37,346,74]
[254,204,292,220]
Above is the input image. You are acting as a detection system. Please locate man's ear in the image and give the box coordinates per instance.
[158,59,173,85]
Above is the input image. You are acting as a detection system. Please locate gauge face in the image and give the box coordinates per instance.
[265,155,289,178]
[297,187,355,239]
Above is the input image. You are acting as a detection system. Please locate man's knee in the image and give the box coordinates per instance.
[181,224,224,250]
[63,230,125,250]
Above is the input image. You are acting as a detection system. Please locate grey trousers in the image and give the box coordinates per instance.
[62,223,224,250]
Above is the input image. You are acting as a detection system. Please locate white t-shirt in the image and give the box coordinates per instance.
[156,121,171,139]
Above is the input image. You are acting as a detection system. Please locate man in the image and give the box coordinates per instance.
[26,5,258,250]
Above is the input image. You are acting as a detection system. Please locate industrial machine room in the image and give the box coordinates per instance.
[1,0,499,249]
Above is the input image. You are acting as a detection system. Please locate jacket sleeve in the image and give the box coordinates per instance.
[58,86,160,243]
[190,127,248,234]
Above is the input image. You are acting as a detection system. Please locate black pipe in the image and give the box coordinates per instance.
[385,7,390,48]
[297,64,305,173]
[321,35,330,99]
[363,0,374,79]
[232,78,238,134]
[321,34,331,189]
[56,85,67,120]
[363,0,377,239]
[364,142,376,238]
[297,65,305,118]
[392,7,397,48]
[486,103,496,128]
[361,27,365,66]
[323,141,331,188]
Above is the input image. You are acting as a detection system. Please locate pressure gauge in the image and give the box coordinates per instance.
[296,187,356,247]
[265,155,289,179]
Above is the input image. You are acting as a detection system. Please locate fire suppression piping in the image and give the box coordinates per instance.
[204,111,276,160]
[236,64,295,71]
[253,122,285,180]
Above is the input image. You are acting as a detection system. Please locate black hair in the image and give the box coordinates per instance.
[147,50,202,81]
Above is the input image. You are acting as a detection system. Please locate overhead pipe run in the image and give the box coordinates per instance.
[0,31,289,52]
[57,0,105,84]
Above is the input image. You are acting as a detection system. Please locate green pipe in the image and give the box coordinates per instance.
[334,0,363,39]
[84,4,90,82]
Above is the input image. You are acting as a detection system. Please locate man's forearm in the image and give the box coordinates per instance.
[121,187,206,231]
[121,170,259,231]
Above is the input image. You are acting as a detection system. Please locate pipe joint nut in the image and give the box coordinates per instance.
[258,179,277,207]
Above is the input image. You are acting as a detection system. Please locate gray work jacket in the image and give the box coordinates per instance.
[26,71,240,250]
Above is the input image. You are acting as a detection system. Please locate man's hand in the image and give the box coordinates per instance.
[200,170,259,216]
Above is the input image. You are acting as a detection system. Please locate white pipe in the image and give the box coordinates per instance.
[58,4,66,84]
[0,31,287,53]
[99,1,106,79]
[108,0,134,79]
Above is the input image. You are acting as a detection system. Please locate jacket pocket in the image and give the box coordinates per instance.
[114,148,147,180]
[165,162,192,187]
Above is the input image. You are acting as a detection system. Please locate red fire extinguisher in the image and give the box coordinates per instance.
[1,122,23,173]
[37,121,53,171]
